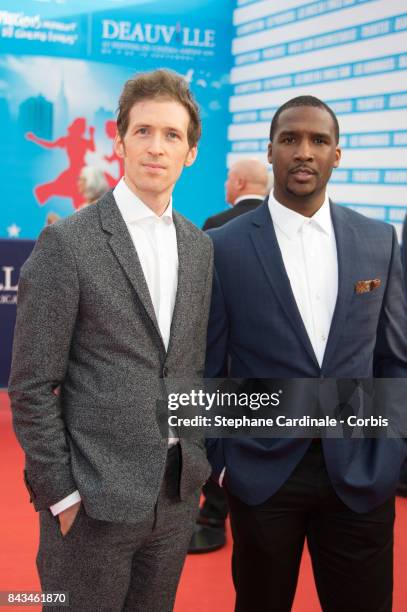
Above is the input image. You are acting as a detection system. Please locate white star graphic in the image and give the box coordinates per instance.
[7,223,21,238]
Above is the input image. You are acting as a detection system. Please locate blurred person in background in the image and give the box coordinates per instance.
[203,158,269,231]
[77,165,109,209]
[45,212,61,226]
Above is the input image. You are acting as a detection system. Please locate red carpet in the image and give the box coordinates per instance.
[1,391,406,611]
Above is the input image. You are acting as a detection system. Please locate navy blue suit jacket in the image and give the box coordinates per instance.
[205,200,407,513]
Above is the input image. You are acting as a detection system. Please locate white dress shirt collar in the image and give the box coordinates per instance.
[234,194,265,206]
[114,177,173,225]
[268,192,332,240]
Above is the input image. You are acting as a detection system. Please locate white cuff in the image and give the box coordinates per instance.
[218,467,226,487]
[50,490,81,516]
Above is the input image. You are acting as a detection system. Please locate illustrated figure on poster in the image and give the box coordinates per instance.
[26,117,95,210]
[103,119,124,187]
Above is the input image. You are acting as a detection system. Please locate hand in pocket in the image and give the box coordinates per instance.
[58,501,81,537]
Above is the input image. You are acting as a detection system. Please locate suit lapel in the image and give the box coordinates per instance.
[321,201,356,371]
[98,192,164,347]
[249,203,319,368]
[166,212,192,355]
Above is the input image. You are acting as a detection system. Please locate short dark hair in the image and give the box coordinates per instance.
[117,69,201,147]
[269,95,339,143]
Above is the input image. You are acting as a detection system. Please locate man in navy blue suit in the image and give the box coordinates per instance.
[206,96,407,612]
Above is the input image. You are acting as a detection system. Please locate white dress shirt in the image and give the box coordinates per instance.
[51,178,179,515]
[114,177,178,351]
[268,193,338,367]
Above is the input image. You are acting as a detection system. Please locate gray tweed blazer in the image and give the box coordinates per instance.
[9,191,213,522]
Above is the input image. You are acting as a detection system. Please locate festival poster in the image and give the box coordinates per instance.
[0,0,233,238]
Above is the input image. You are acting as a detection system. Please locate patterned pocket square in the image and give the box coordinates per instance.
[355,279,381,294]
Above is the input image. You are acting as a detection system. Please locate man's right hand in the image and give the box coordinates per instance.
[58,501,81,537]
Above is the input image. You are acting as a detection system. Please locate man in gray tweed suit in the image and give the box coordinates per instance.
[9,69,213,611]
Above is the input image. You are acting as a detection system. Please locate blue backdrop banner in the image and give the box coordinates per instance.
[0,0,233,238]
[0,239,35,387]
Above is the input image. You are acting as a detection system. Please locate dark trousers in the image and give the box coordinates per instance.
[201,478,229,521]
[37,445,200,612]
[227,441,395,612]
[399,458,407,483]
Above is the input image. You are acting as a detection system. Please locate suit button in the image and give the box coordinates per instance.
[162,366,168,377]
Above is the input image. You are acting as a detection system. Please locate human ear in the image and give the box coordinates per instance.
[333,146,341,168]
[184,145,198,167]
[114,135,125,158]
[267,142,273,164]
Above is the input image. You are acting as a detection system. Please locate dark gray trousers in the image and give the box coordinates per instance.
[37,446,199,612]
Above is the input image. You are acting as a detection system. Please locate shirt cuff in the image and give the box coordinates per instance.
[50,490,81,516]
[218,467,226,487]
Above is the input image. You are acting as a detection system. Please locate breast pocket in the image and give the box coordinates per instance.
[347,290,383,335]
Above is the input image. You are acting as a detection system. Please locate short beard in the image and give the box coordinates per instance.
[285,184,317,199]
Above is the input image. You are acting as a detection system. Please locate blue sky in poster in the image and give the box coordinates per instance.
[0,1,233,238]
